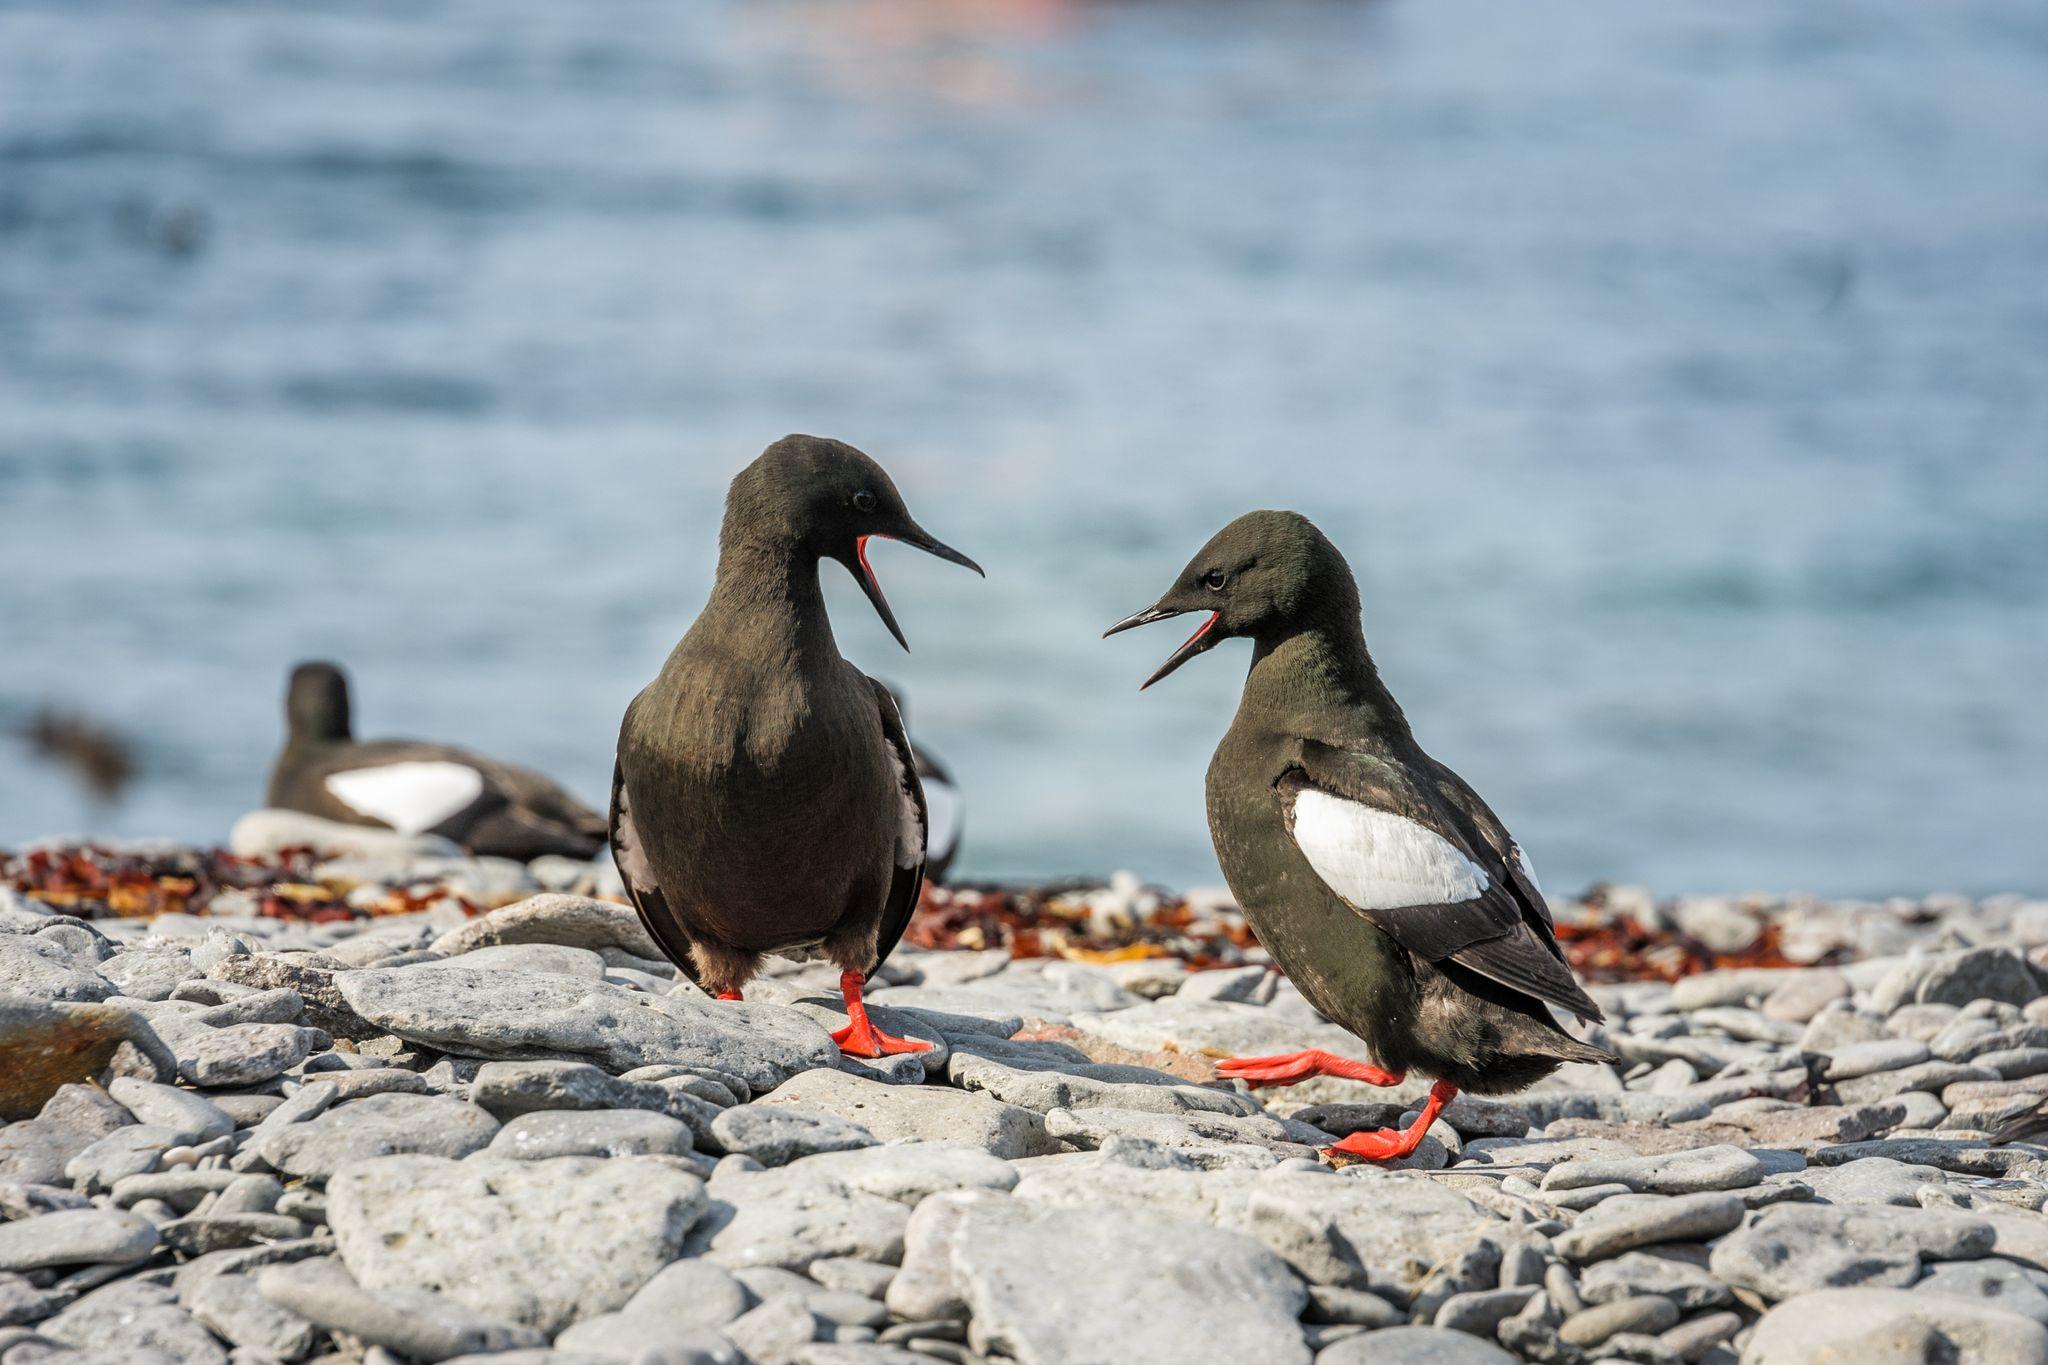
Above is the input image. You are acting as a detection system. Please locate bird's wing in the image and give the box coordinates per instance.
[323,760,487,836]
[483,758,609,840]
[1283,742,1602,1023]
[608,736,699,985]
[921,773,963,867]
[867,677,928,974]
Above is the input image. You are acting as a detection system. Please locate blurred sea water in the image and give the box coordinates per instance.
[1,0,2045,896]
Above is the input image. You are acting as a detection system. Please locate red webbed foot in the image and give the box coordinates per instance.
[714,990,743,1002]
[1214,1049,1404,1089]
[1322,1080,1457,1166]
[830,970,933,1059]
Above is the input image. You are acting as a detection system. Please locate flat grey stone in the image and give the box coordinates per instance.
[472,1058,681,1116]
[1542,1145,1765,1195]
[1064,996,1372,1063]
[106,1078,233,1145]
[1760,969,1851,1022]
[425,893,662,958]
[189,985,305,1027]
[1307,1324,1517,1362]
[445,943,608,977]
[1558,1295,1680,1347]
[1836,1060,1999,1105]
[330,1153,709,1334]
[809,1257,897,1299]
[1043,1104,1324,1160]
[1916,1257,2048,1324]
[1709,1203,1995,1300]
[260,1092,499,1179]
[96,949,201,1002]
[1433,1286,1539,1336]
[756,1069,1056,1160]
[923,1198,1311,1365]
[1874,947,2040,1013]
[712,1106,878,1166]
[38,1279,224,1364]
[1012,1162,1498,1293]
[1554,1193,1747,1262]
[1796,1156,1950,1207]
[1578,1250,1733,1311]
[258,1255,546,1361]
[1824,1039,1932,1081]
[727,1294,822,1360]
[0,1209,158,1270]
[160,1213,312,1255]
[874,961,1144,1024]
[0,1121,96,1186]
[147,1015,318,1088]
[556,1313,741,1362]
[206,954,383,1041]
[63,1124,181,1192]
[946,1050,1256,1119]
[1745,1286,2048,1363]
[336,963,839,1091]
[772,1143,1019,1206]
[694,1163,913,1272]
[0,936,114,1002]
[186,1270,318,1358]
[619,1257,751,1327]
[486,1108,693,1160]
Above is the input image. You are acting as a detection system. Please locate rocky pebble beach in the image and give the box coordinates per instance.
[6,814,2048,1364]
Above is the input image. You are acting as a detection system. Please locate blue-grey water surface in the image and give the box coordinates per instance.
[2,0,2045,896]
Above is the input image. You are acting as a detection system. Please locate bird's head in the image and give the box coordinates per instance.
[1103,509,1357,688]
[725,435,983,651]
[286,660,353,741]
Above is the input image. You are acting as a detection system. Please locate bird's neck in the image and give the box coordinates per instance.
[702,537,841,667]
[1241,617,1411,742]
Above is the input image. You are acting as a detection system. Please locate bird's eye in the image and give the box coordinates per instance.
[852,490,877,513]
[1202,570,1227,591]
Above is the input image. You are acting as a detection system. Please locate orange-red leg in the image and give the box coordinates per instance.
[830,970,932,1058]
[715,990,743,1002]
[1215,1048,1405,1088]
[1325,1080,1457,1162]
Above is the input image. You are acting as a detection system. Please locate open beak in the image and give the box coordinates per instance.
[1103,603,1222,690]
[853,525,984,653]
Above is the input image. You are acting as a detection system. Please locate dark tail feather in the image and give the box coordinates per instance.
[1540,1032,1620,1066]
[1991,1102,2048,1147]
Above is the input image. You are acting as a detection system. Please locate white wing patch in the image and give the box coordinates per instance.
[325,761,483,835]
[1291,788,1489,910]
[882,743,925,869]
[923,778,962,863]
[611,778,657,893]
[1513,844,1543,897]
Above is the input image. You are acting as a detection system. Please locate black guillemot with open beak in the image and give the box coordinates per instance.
[610,435,982,1057]
[1107,510,1614,1162]
[267,661,609,862]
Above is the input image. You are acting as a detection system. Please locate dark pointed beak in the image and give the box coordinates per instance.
[853,524,983,653]
[892,522,984,578]
[1102,603,1222,689]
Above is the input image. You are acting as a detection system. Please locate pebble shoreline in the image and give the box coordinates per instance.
[4,813,2048,1365]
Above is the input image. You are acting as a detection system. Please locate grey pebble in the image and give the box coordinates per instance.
[106,1079,233,1146]
[0,1210,158,1271]
[486,1109,693,1160]
[711,1105,879,1166]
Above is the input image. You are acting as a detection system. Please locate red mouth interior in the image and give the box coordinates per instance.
[1177,611,1219,653]
[856,535,883,594]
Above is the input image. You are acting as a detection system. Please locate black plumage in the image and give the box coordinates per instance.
[1108,510,1613,1161]
[609,435,980,1056]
